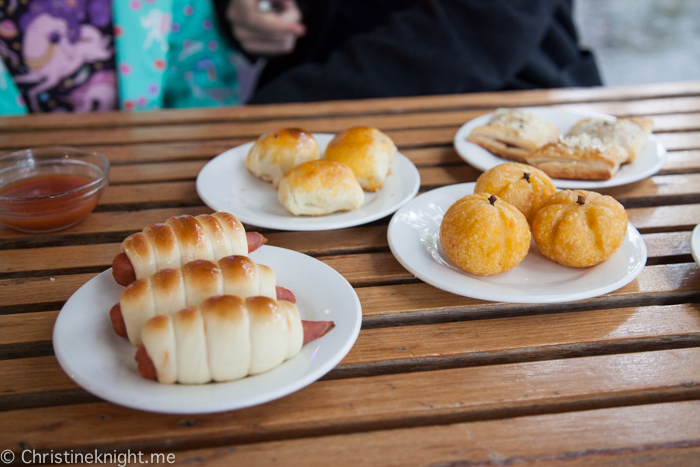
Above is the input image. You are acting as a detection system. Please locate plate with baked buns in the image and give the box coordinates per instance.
[197,131,420,231]
[53,245,362,414]
[387,182,647,303]
[453,107,666,189]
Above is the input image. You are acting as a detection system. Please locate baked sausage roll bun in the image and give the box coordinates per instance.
[120,256,278,345]
[278,160,364,216]
[323,126,396,191]
[566,116,653,163]
[246,128,321,187]
[119,212,249,282]
[467,108,560,163]
[140,296,304,384]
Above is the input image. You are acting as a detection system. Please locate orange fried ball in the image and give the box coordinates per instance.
[440,193,531,276]
[531,189,628,268]
[474,162,556,224]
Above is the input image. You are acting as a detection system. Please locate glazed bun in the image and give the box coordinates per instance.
[324,126,396,191]
[246,128,321,187]
[278,160,364,216]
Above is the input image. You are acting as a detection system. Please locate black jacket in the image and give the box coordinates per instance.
[215,0,602,104]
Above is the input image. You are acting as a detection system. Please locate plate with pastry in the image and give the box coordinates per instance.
[387,182,647,303]
[53,245,362,414]
[197,129,420,231]
[453,107,666,189]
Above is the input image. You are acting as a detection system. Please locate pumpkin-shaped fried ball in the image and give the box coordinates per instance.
[246,128,321,187]
[440,193,531,276]
[531,190,628,268]
[474,162,556,223]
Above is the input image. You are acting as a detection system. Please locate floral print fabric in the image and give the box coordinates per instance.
[0,0,241,114]
[0,0,116,114]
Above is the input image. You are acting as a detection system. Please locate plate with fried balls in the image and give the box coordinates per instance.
[387,182,647,303]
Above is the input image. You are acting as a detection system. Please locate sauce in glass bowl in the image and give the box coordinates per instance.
[0,148,110,233]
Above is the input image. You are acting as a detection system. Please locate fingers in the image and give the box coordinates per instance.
[227,0,305,55]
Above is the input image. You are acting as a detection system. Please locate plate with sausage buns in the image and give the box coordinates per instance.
[197,128,420,231]
[454,107,666,189]
[388,180,647,303]
[53,230,362,414]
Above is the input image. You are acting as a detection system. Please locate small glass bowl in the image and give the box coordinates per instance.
[0,147,110,233]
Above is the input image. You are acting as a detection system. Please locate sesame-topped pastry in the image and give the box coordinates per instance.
[566,117,653,163]
[278,159,364,216]
[524,134,628,180]
[474,162,556,224]
[467,108,560,163]
[323,126,397,191]
[246,128,321,187]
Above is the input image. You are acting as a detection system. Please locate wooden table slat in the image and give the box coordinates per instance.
[1,80,699,132]
[153,400,700,467]
[2,348,699,453]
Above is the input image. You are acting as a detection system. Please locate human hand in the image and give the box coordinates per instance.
[227,0,306,55]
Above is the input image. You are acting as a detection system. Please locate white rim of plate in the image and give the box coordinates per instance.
[691,224,700,267]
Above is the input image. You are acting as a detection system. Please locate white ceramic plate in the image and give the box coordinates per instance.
[53,246,362,414]
[691,224,700,267]
[388,183,647,303]
[196,133,420,231]
[453,107,666,189]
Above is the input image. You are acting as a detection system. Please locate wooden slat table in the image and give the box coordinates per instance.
[1,81,700,466]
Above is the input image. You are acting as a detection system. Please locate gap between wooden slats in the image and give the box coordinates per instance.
[0,236,697,358]
[104,401,700,467]
[0,229,692,279]
[2,302,700,409]
[98,173,700,208]
[0,171,697,235]
[1,260,698,324]
[0,81,698,133]
[0,100,698,151]
[103,148,700,185]
[0,348,698,454]
[1,201,699,251]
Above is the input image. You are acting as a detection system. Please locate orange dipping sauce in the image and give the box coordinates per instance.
[0,175,91,198]
[0,175,99,233]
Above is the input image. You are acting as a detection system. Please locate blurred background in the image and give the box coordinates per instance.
[574,0,700,86]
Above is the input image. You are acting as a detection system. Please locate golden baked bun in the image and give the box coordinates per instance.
[474,162,556,224]
[278,160,364,216]
[440,193,531,276]
[531,190,628,268]
[324,126,396,191]
[246,128,321,187]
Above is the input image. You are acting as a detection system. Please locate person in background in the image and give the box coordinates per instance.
[215,0,603,104]
[0,0,250,115]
